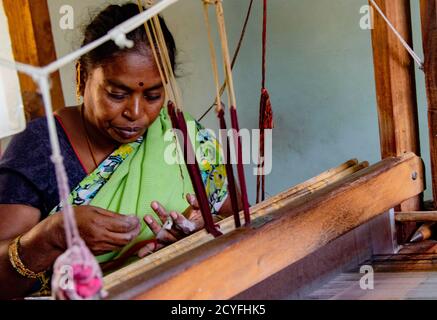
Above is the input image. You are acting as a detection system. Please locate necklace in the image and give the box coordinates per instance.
[80,105,99,169]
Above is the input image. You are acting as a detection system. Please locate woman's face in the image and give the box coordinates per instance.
[83,51,165,144]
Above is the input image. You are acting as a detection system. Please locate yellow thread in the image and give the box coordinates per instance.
[202,1,222,113]
[76,62,82,104]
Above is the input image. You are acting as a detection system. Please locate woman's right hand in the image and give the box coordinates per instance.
[52,206,141,256]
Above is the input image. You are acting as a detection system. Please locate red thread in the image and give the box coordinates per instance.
[257,0,274,204]
[230,107,251,226]
[261,0,267,89]
[168,102,222,237]
[217,108,241,228]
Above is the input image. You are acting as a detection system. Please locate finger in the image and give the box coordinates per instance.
[144,215,162,235]
[145,215,178,243]
[138,242,165,258]
[144,215,177,243]
[103,223,141,246]
[170,211,187,227]
[157,229,178,244]
[104,214,140,233]
[171,211,196,234]
[93,206,137,221]
[147,215,178,243]
[91,206,140,233]
[151,201,169,223]
[185,194,199,210]
[162,211,184,239]
[181,207,205,229]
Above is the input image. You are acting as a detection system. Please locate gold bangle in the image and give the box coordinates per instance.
[8,236,50,296]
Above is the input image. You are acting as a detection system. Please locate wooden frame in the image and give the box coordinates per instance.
[369,0,420,160]
[3,0,64,118]
[1,0,433,300]
[369,0,422,242]
[105,153,423,299]
[102,2,430,298]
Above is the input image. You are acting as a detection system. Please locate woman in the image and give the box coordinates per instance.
[0,3,233,299]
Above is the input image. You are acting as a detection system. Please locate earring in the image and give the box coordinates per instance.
[76,62,82,104]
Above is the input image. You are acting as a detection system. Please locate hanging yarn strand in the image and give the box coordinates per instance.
[140,0,222,237]
[152,16,182,105]
[202,2,222,113]
[203,1,241,228]
[214,2,236,107]
[138,5,170,100]
[261,0,267,90]
[212,0,251,226]
[198,0,254,121]
[173,103,222,237]
[36,76,105,300]
[256,0,274,204]
[369,0,424,70]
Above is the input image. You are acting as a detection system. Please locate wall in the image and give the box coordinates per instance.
[45,0,431,202]
[0,1,25,153]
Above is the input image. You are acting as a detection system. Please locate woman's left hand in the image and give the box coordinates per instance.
[138,194,205,258]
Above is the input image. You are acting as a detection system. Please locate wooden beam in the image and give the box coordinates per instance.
[103,158,368,287]
[420,0,437,209]
[370,0,420,158]
[235,212,397,299]
[369,0,422,241]
[106,153,424,300]
[3,0,64,118]
[396,211,437,222]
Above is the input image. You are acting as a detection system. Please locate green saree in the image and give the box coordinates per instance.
[51,108,228,265]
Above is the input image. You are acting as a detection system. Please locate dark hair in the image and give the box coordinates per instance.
[77,3,176,95]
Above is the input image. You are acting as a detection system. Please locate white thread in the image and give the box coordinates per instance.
[177,219,196,234]
[156,228,168,242]
[163,216,173,230]
[369,0,424,70]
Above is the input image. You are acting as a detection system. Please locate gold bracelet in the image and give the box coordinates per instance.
[8,236,50,296]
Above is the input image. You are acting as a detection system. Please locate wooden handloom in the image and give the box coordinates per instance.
[3,0,437,299]
[103,153,423,299]
[101,0,437,300]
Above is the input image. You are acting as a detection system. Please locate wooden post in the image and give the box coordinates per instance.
[369,0,422,241]
[3,0,64,119]
[420,0,437,210]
